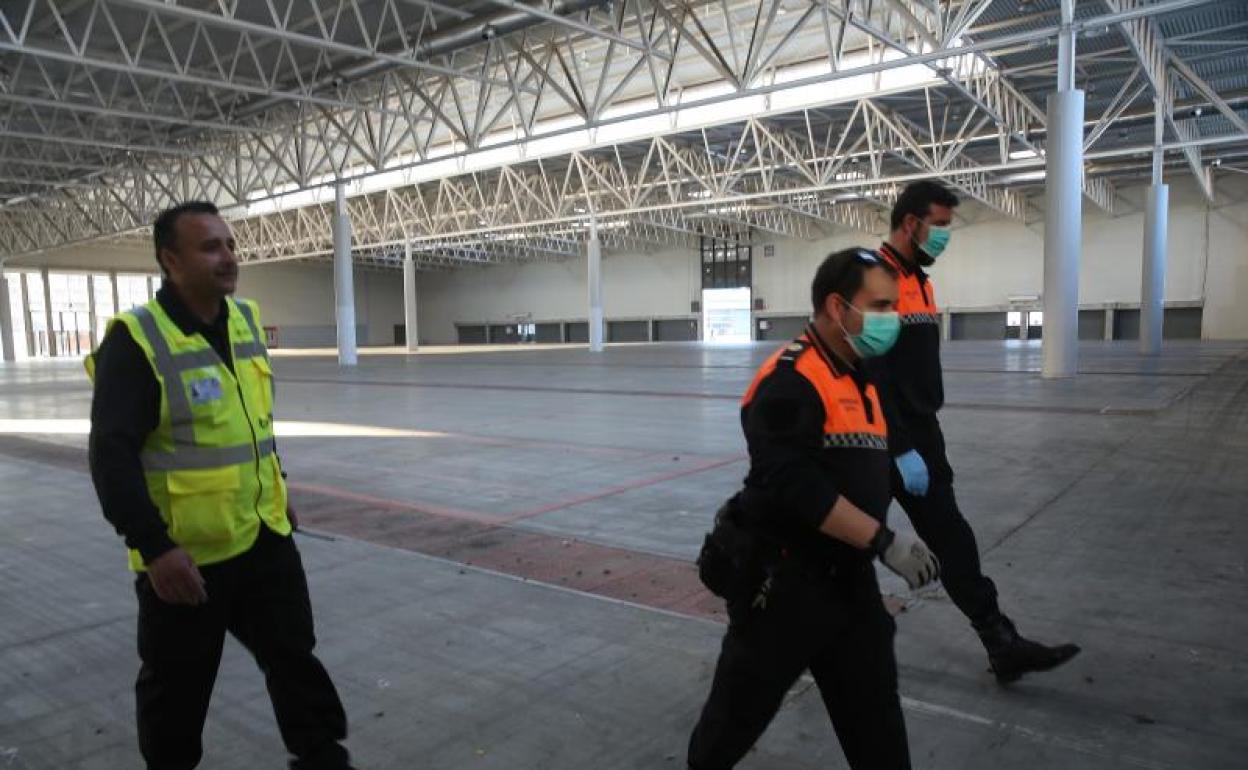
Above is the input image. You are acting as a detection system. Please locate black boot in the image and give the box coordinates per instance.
[974,615,1081,684]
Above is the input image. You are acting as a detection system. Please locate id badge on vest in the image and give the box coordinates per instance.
[188,375,224,406]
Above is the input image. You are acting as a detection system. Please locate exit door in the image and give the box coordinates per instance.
[702,287,752,343]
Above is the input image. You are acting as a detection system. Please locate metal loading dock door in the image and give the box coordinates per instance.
[1079,310,1106,340]
[652,319,698,342]
[457,325,487,344]
[566,322,589,343]
[534,323,563,343]
[1163,308,1202,339]
[1114,310,1141,340]
[608,321,649,342]
[951,312,1007,340]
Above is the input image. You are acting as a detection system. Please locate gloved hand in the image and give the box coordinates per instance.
[870,526,940,590]
[894,449,930,497]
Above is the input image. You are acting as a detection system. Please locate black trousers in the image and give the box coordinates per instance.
[893,414,1001,625]
[687,563,911,770]
[134,526,350,770]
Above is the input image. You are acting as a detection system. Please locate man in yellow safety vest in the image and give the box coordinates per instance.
[87,201,355,770]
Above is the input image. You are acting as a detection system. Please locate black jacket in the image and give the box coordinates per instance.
[867,242,945,456]
[739,328,892,569]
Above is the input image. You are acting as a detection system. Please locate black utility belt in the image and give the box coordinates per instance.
[697,495,862,601]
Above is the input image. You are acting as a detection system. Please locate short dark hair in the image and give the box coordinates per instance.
[811,248,896,314]
[890,181,959,231]
[153,201,219,273]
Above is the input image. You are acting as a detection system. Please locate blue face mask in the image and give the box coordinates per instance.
[919,224,952,260]
[838,301,901,358]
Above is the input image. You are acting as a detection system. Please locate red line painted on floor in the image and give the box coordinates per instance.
[291,454,746,528]
[283,376,741,402]
[288,481,503,526]
[288,483,729,621]
[499,454,747,523]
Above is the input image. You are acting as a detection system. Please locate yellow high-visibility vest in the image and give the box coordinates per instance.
[86,296,290,570]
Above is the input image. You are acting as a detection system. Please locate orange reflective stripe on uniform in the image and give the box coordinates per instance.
[740,339,807,407]
[743,333,888,451]
[878,246,939,327]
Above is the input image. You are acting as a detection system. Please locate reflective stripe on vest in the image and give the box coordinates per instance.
[233,300,270,363]
[878,247,939,327]
[743,334,887,450]
[140,436,277,471]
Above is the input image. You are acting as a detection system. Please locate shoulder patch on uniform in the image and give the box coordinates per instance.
[777,338,811,367]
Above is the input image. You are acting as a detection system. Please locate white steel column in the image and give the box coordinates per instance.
[0,272,15,362]
[1042,0,1083,378]
[332,182,358,366]
[1057,0,1076,93]
[20,273,34,357]
[109,270,120,314]
[1140,99,1168,355]
[587,224,604,353]
[87,274,98,349]
[403,241,419,353]
[40,267,56,358]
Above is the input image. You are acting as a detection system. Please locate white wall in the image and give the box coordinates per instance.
[1203,184,1248,340]
[360,269,405,345]
[413,176,1248,342]
[236,262,403,347]
[416,246,701,344]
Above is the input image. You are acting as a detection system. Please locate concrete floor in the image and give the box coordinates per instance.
[1,339,1246,769]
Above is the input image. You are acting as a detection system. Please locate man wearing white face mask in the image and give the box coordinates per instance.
[688,248,939,770]
[869,181,1080,683]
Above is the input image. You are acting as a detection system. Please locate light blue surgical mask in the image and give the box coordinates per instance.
[919,223,952,260]
[838,300,901,359]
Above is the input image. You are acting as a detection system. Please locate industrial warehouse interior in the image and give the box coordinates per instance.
[1,1,1247,769]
